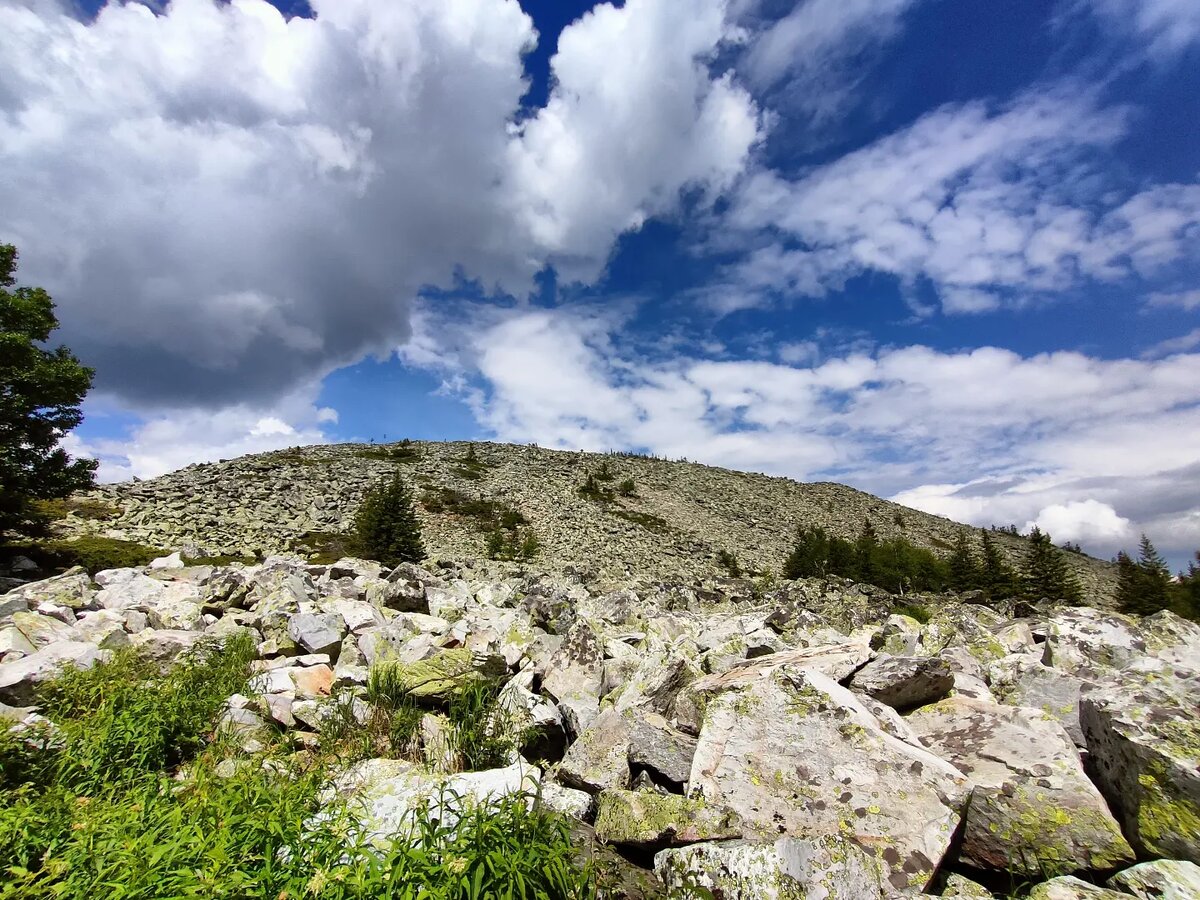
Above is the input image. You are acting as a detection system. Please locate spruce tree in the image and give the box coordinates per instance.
[979,530,1018,600]
[1022,527,1082,604]
[784,526,831,579]
[352,472,425,567]
[1117,535,1171,616]
[948,531,979,593]
[855,518,879,584]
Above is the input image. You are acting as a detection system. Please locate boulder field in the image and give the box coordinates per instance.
[2,554,1197,898]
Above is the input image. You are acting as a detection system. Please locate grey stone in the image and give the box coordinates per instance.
[847,654,954,710]
[0,641,111,705]
[1108,860,1200,900]
[287,612,347,657]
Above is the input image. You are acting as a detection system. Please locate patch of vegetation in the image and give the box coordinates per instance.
[352,472,425,567]
[616,478,636,498]
[784,520,951,594]
[353,439,420,463]
[1,536,166,574]
[291,530,356,565]
[270,447,324,466]
[717,549,742,577]
[487,527,541,562]
[578,473,614,502]
[182,552,259,567]
[594,460,615,482]
[421,487,530,536]
[0,640,598,899]
[29,497,118,522]
[892,602,932,624]
[450,443,489,481]
[610,508,671,534]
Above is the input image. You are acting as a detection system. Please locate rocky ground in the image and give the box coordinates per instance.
[2,552,1195,898]
[52,441,1116,599]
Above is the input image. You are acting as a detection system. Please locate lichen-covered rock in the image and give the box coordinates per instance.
[654,835,887,900]
[320,757,540,850]
[1042,608,1147,674]
[627,712,697,788]
[688,667,967,893]
[847,654,954,710]
[1108,860,1200,899]
[559,708,634,794]
[941,873,996,898]
[539,782,593,821]
[908,696,1133,876]
[2,568,92,611]
[287,612,347,657]
[989,653,1093,746]
[367,648,504,700]
[1081,682,1200,864]
[1027,877,1134,899]
[594,790,742,847]
[9,611,73,649]
[147,597,204,631]
[541,622,604,737]
[0,640,111,704]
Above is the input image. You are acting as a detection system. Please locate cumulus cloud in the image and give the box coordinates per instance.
[720,89,1200,312]
[0,0,757,408]
[1145,289,1200,311]
[68,387,336,481]
[406,303,1200,562]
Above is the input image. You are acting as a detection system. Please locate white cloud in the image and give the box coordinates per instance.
[738,0,917,126]
[1143,327,1200,358]
[721,89,1200,313]
[0,0,757,408]
[407,302,1200,562]
[70,388,335,481]
[1025,500,1133,545]
[1080,0,1200,58]
[506,0,762,281]
[1145,289,1200,312]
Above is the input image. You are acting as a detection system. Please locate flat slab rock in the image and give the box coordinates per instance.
[907,696,1133,876]
[655,835,889,900]
[846,654,954,710]
[1108,859,1200,900]
[687,667,968,894]
[594,790,742,847]
[1028,877,1135,900]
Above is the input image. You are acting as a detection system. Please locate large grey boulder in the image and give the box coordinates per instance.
[2,568,92,612]
[989,653,1093,747]
[627,712,697,788]
[654,835,888,900]
[847,654,954,710]
[1108,860,1200,899]
[1081,681,1200,863]
[287,612,347,657]
[0,641,111,704]
[907,697,1133,877]
[558,708,633,794]
[9,611,73,649]
[541,621,604,737]
[688,667,967,893]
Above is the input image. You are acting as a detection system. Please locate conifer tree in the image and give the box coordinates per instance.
[1116,535,1171,616]
[352,472,425,566]
[1022,527,1082,604]
[855,518,879,584]
[784,526,831,579]
[979,530,1018,600]
[948,531,979,593]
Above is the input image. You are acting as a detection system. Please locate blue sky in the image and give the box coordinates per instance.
[2,0,1198,567]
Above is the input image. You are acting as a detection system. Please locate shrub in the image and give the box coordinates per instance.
[892,602,932,624]
[717,549,741,577]
[352,472,425,566]
[616,478,636,497]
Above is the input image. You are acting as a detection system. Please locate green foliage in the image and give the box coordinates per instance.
[1171,551,1200,621]
[29,496,117,523]
[578,473,614,502]
[948,530,980,592]
[486,527,541,561]
[717,548,741,577]
[609,508,671,534]
[0,641,598,899]
[783,522,950,594]
[1022,527,1083,604]
[1117,534,1172,616]
[594,461,615,482]
[182,552,259,567]
[2,536,165,574]
[616,478,637,498]
[451,444,489,481]
[979,529,1020,601]
[291,530,355,564]
[352,472,425,567]
[446,679,520,772]
[0,245,97,538]
[355,439,420,463]
[892,602,932,624]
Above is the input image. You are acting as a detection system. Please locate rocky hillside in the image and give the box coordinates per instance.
[2,554,1196,896]
[56,440,1116,600]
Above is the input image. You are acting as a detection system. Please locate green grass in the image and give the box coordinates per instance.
[1,536,166,574]
[29,497,119,522]
[609,508,671,534]
[290,530,356,564]
[0,637,600,899]
[182,552,259,566]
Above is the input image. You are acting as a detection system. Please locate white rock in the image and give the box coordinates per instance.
[0,641,111,704]
[149,551,185,570]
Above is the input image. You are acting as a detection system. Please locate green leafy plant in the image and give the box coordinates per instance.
[0,536,166,574]
[892,602,932,624]
[616,478,636,497]
[717,549,741,577]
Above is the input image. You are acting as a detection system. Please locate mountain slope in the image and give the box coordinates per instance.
[60,440,1116,599]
